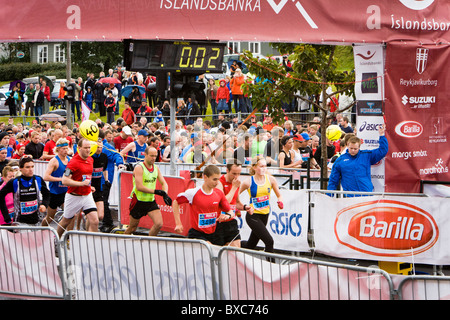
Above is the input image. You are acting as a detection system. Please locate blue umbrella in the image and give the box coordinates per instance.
[9,80,26,91]
[121,85,146,100]
[227,60,248,74]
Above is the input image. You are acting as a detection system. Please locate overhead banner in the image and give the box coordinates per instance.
[384,42,450,193]
[0,1,448,43]
[312,193,450,265]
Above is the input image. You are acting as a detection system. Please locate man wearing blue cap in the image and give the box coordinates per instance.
[292,133,320,169]
[120,129,149,166]
[179,132,198,163]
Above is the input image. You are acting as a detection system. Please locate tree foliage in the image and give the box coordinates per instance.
[241,43,356,189]
[62,42,123,74]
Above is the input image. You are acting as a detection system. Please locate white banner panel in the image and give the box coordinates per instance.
[0,229,63,297]
[312,193,450,264]
[238,189,310,252]
[354,44,385,101]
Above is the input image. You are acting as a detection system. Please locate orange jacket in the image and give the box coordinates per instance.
[230,75,245,95]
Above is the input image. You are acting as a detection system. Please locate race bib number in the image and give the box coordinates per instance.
[20,200,38,215]
[251,195,270,209]
[198,212,217,229]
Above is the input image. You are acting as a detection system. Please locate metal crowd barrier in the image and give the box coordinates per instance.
[0,225,449,300]
[217,246,395,300]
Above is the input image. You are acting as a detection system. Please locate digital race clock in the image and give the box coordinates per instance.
[124,40,226,74]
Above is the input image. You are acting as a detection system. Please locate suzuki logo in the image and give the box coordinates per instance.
[416,48,429,74]
[402,95,409,105]
[399,0,435,10]
[266,0,318,28]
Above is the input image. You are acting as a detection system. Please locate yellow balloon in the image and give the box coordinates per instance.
[89,140,98,156]
[80,120,99,142]
[326,125,342,141]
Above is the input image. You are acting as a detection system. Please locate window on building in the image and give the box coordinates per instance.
[227,41,240,54]
[54,44,65,63]
[37,45,48,64]
[248,42,261,54]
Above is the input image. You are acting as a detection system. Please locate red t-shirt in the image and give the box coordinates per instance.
[220,175,239,220]
[114,136,134,152]
[176,186,231,234]
[43,140,56,159]
[66,153,94,195]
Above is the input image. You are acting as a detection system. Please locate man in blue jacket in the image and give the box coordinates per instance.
[327,124,387,193]
[98,130,126,232]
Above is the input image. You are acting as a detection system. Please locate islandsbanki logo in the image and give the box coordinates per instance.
[390,15,450,32]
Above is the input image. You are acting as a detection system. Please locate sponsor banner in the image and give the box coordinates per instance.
[238,190,310,252]
[354,45,385,101]
[384,42,450,193]
[69,234,215,299]
[0,1,448,43]
[313,193,450,264]
[0,229,63,297]
[355,115,386,192]
[356,100,384,117]
[119,172,194,236]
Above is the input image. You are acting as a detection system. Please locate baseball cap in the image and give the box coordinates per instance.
[138,129,149,136]
[300,132,311,141]
[122,126,132,136]
[292,134,305,142]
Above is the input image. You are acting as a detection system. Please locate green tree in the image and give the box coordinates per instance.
[242,43,356,189]
[62,42,123,74]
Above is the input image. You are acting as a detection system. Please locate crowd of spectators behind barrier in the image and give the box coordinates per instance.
[0,65,357,184]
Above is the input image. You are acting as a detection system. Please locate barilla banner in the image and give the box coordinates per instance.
[0,1,448,43]
[312,193,450,264]
[384,42,450,193]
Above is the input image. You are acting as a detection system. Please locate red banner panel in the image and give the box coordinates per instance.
[0,1,448,43]
[384,42,450,193]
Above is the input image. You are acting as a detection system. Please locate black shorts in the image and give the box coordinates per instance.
[93,189,104,202]
[214,219,241,246]
[188,228,220,245]
[48,192,66,210]
[129,196,160,220]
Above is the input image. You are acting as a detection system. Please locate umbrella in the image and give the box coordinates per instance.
[9,80,26,91]
[39,112,66,122]
[227,60,248,74]
[39,75,54,92]
[121,85,146,99]
[98,77,121,84]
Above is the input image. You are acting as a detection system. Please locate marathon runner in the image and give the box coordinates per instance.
[57,138,98,237]
[215,160,254,247]
[42,138,71,227]
[173,165,234,245]
[0,157,50,226]
[124,146,172,237]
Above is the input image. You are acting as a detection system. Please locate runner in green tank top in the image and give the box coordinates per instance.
[125,147,172,236]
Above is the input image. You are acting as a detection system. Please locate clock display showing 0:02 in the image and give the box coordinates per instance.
[176,45,223,71]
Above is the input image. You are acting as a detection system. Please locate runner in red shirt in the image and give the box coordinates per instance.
[57,138,98,237]
[215,160,253,247]
[173,165,233,244]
